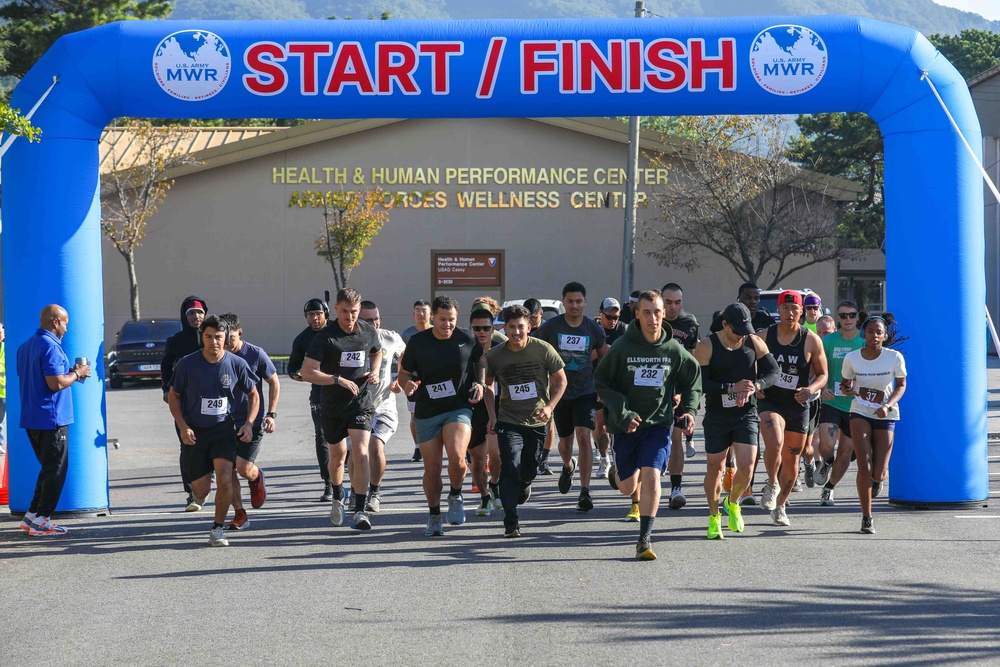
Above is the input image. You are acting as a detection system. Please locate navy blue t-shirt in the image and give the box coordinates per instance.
[17,328,74,429]
[230,341,276,430]
[171,351,258,429]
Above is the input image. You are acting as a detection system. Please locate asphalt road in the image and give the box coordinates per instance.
[2,369,1000,666]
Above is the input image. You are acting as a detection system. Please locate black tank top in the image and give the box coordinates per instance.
[763,324,809,403]
[705,333,757,414]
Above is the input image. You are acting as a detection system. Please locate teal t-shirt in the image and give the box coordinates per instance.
[822,330,864,412]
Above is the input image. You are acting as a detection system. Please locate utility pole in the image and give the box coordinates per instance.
[621,0,645,305]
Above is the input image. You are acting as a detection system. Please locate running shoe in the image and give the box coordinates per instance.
[771,504,790,527]
[185,495,204,512]
[814,461,832,487]
[320,483,334,503]
[208,526,229,547]
[576,489,593,512]
[707,513,724,539]
[248,469,267,509]
[351,510,372,531]
[626,502,640,522]
[227,508,249,531]
[820,487,835,506]
[723,497,744,532]
[425,514,444,536]
[804,463,816,488]
[366,490,382,514]
[686,440,696,459]
[504,527,521,538]
[28,518,68,537]
[861,515,875,534]
[471,481,479,494]
[791,474,802,492]
[330,498,346,527]
[668,488,687,510]
[608,463,619,491]
[477,497,491,516]
[760,482,779,511]
[635,537,657,561]
[447,494,466,525]
[410,448,422,462]
[557,457,577,494]
[739,488,757,507]
[872,479,884,498]
[19,515,40,531]
[722,467,735,493]
[596,457,610,480]
[537,461,553,476]
[517,483,532,505]
[490,487,503,510]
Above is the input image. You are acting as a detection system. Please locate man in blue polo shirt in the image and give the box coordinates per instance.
[17,305,92,536]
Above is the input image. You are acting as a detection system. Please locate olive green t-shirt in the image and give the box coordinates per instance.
[485,338,565,427]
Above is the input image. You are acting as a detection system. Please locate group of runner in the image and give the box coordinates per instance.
[163,280,905,557]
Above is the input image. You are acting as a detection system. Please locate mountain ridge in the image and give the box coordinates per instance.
[170,0,1000,36]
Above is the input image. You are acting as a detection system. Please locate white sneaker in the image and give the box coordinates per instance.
[814,462,832,487]
[668,488,687,510]
[330,498,346,527]
[771,504,790,527]
[596,457,610,479]
[820,487,835,506]
[208,526,229,547]
[761,482,779,511]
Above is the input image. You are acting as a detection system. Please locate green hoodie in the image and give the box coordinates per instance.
[593,320,701,434]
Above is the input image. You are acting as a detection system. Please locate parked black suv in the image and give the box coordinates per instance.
[107,319,182,389]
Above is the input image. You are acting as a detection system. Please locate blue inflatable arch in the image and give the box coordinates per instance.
[3,16,986,511]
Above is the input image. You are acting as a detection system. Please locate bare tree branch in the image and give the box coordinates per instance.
[643,115,854,290]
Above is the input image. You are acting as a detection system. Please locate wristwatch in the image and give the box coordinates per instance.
[266,412,277,419]
[331,373,340,385]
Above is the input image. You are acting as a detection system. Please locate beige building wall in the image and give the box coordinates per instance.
[101,117,836,353]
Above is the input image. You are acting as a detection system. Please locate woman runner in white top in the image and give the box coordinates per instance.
[841,316,907,534]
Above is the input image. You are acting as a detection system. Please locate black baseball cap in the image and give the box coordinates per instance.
[723,302,754,336]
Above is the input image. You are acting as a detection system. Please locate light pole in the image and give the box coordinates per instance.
[621,1,645,305]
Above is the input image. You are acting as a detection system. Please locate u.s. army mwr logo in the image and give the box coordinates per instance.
[750,24,827,96]
[153,30,231,101]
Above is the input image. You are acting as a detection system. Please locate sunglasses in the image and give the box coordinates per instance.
[471,325,493,332]
[601,313,620,321]
[362,317,379,323]
[805,305,820,310]
[838,312,859,319]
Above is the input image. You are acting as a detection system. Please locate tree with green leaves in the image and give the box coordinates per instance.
[929,29,1000,80]
[101,120,200,320]
[315,189,389,290]
[788,113,884,251]
[789,30,1000,254]
[0,0,172,81]
[644,115,849,289]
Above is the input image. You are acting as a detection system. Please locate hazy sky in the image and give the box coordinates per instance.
[932,0,1000,20]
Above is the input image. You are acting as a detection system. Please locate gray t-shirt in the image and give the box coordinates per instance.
[534,315,607,399]
[486,338,565,427]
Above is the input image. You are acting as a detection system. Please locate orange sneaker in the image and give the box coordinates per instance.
[739,487,756,507]
[722,467,735,493]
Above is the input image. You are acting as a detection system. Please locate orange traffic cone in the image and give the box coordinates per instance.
[0,456,8,506]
